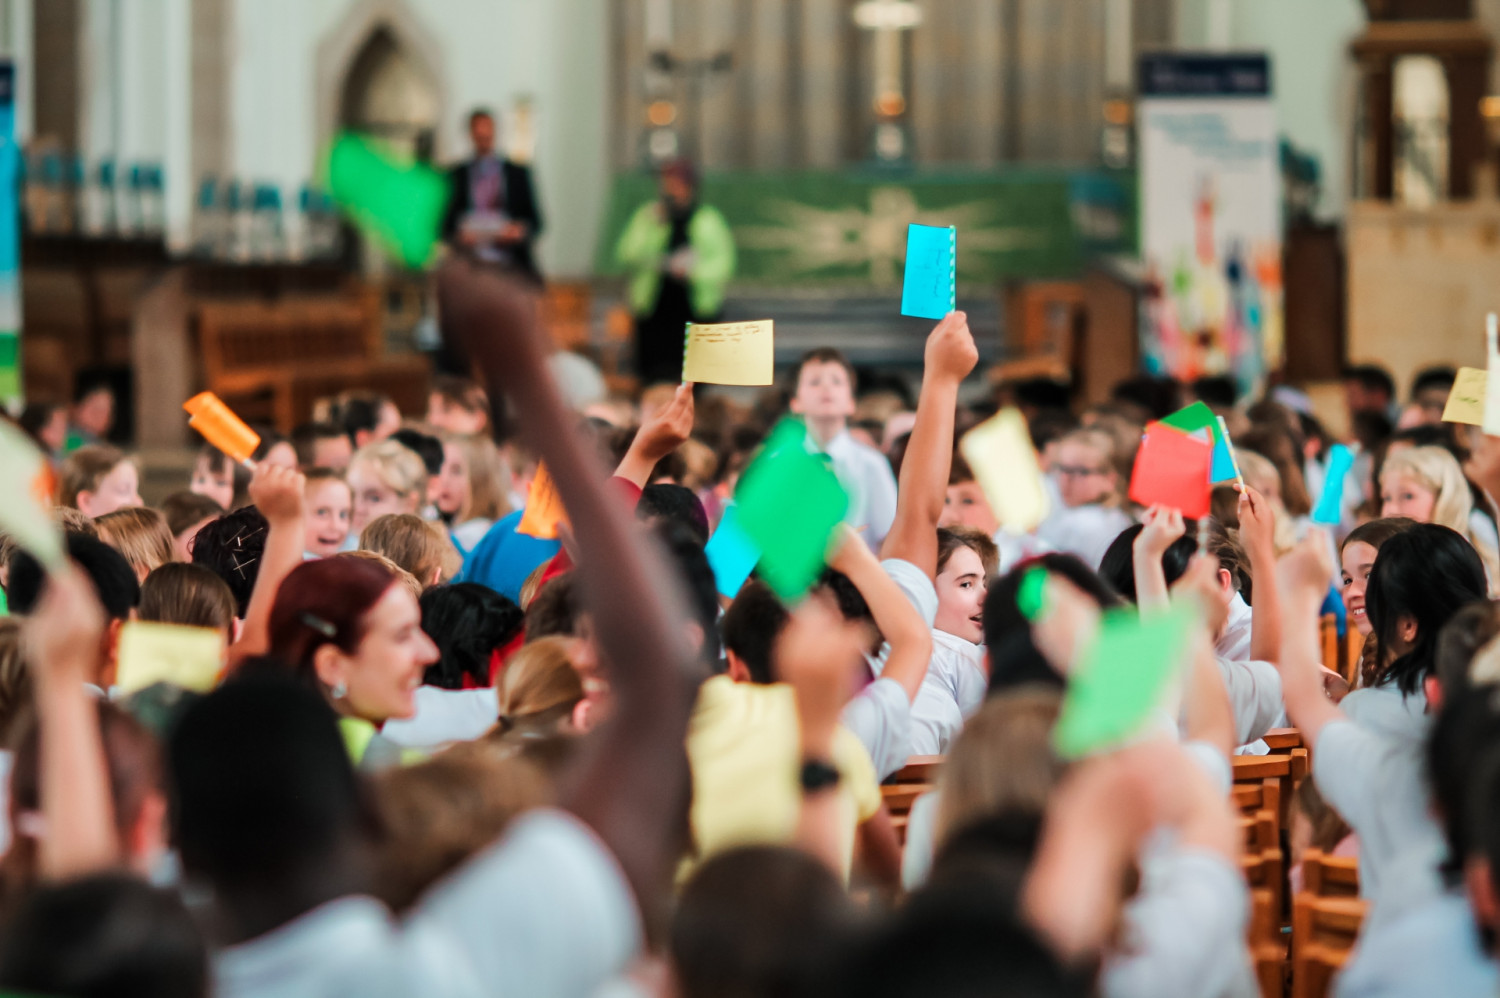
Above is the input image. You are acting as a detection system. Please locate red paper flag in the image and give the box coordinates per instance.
[1128,423,1213,519]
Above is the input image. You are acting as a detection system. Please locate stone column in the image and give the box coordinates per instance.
[800,0,842,167]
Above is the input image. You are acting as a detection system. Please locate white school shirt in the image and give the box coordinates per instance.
[879,559,987,757]
[1313,684,1444,932]
[1332,889,1498,998]
[839,676,912,782]
[1034,502,1135,571]
[815,430,899,551]
[1215,593,1253,662]
[1214,657,1284,748]
[214,809,639,998]
[381,687,499,751]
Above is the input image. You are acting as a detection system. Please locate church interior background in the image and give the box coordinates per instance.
[3,0,1500,483]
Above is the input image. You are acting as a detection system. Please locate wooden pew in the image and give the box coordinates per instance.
[1291,851,1364,998]
[196,290,429,433]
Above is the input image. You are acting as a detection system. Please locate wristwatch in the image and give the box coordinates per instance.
[799,758,842,794]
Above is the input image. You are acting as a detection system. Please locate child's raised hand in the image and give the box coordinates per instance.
[923,311,978,384]
[778,594,866,750]
[248,463,306,527]
[634,383,695,464]
[1236,484,1276,559]
[1133,505,1185,560]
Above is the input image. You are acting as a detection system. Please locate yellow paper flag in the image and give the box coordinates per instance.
[516,463,568,540]
[959,408,1050,533]
[1443,367,1487,426]
[0,421,64,570]
[683,320,774,387]
[115,622,225,695]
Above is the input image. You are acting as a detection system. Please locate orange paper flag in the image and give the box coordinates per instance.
[184,392,260,467]
[516,463,568,540]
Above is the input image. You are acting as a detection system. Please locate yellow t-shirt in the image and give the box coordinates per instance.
[684,675,882,880]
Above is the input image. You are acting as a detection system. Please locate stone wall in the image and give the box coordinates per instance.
[1345,195,1500,392]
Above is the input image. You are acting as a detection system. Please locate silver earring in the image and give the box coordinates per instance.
[331,681,348,700]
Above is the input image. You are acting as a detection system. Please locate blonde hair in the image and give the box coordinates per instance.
[934,689,1066,851]
[1380,446,1473,535]
[334,550,423,602]
[498,636,583,731]
[444,433,511,523]
[57,445,131,510]
[349,440,428,505]
[359,514,461,587]
[94,507,176,579]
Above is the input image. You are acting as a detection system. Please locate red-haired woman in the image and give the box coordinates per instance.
[268,556,439,768]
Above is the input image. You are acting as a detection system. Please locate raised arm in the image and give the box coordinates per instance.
[779,596,870,875]
[437,259,698,918]
[1272,532,1344,746]
[26,567,116,878]
[1133,505,1185,613]
[1237,485,1282,663]
[879,312,977,578]
[827,526,932,703]
[229,464,306,667]
[614,382,694,490]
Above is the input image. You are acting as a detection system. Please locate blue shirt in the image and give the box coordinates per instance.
[457,510,560,604]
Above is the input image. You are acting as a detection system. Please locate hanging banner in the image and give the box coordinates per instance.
[1138,54,1282,393]
[0,61,19,408]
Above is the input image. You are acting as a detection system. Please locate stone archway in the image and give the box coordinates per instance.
[313,0,448,164]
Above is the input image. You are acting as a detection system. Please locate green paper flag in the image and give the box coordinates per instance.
[326,131,448,269]
[1160,401,1221,448]
[1052,604,1196,760]
[733,420,849,601]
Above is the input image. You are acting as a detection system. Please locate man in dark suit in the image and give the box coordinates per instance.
[441,108,543,281]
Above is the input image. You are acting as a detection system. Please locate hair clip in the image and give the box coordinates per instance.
[300,612,337,638]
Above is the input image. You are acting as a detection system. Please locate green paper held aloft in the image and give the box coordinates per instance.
[1053,603,1196,760]
[1160,401,1221,448]
[733,419,849,601]
[326,132,448,269]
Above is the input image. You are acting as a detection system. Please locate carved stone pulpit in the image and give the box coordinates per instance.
[1352,0,1492,199]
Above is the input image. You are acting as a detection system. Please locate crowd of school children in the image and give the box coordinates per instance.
[0,260,1499,997]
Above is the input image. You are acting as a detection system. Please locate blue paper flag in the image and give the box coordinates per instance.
[1210,438,1238,484]
[1310,444,1354,526]
[705,504,761,599]
[901,224,956,320]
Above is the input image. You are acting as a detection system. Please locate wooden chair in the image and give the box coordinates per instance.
[880,783,930,817]
[1263,728,1303,752]
[1319,614,1339,673]
[1240,809,1285,921]
[888,756,943,785]
[1234,754,1292,829]
[1291,851,1364,998]
[1302,850,1360,898]
[1343,628,1366,687]
[1290,896,1365,998]
[1249,887,1288,998]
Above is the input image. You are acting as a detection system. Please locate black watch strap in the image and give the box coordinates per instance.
[800,758,841,794]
